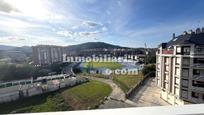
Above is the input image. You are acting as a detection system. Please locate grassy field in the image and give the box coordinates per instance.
[0,80,112,114]
[83,62,123,70]
[0,92,71,114]
[61,80,112,110]
[113,73,144,93]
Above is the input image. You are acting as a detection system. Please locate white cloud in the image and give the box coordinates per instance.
[102,26,108,31]
[57,30,101,37]
[79,30,100,37]
[71,26,79,30]
[0,35,68,46]
[82,20,103,28]
[0,0,19,13]
[56,31,76,38]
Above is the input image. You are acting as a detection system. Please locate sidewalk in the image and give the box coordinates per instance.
[129,77,170,107]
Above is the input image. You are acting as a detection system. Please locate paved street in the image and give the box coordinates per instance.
[129,77,170,107]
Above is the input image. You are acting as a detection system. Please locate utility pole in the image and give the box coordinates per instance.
[144,43,148,65]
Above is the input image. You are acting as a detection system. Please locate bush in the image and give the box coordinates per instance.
[145,54,156,64]
[142,64,156,77]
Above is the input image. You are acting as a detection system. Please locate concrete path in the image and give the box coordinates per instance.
[88,77,126,101]
[85,76,169,109]
[129,77,170,107]
[87,76,136,109]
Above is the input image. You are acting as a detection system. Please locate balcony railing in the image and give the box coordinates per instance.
[192,86,204,93]
[193,75,204,82]
[194,52,204,56]
[192,63,204,68]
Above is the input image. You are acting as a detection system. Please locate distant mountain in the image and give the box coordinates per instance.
[13,46,32,55]
[65,42,130,51]
[0,45,15,50]
[0,45,32,62]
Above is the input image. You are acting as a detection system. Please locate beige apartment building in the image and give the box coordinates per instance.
[156,28,204,105]
[32,45,64,66]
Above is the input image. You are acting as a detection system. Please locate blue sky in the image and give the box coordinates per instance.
[0,0,204,48]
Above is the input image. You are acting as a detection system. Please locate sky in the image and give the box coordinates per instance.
[0,0,204,48]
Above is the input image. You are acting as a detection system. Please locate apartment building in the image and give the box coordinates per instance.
[32,45,64,66]
[156,28,204,105]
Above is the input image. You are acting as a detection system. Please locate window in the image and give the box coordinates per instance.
[182,69,189,78]
[181,80,188,87]
[175,87,179,96]
[183,58,190,66]
[164,82,168,89]
[181,90,188,98]
[157,71,160,77]
[164,74,168,81]
[203,94,204,100]
[175,77,179,85]
[175,67,180,76]
[165,65,169,71]
[193,69,200,76]
[192,92,199,98]
[164,57,169,64]
[192,80,204,88]
[182,46,190,55]
[176,47,181,54]
[176,57,181,65]
[197,48,202,52]
[194,58,204,64]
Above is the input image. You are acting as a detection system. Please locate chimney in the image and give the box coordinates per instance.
[188,30,194,34]
[196,28,201,34]
[173,33,175,38]
[183,31,188,35]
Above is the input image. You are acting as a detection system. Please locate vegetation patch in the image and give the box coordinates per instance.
[83,62,123,70]
[61,80,112,110]
[113,73,144,93]
[0,92,71,114]
[0,80,111,113]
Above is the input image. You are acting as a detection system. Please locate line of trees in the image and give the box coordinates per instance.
[0,62,70,82]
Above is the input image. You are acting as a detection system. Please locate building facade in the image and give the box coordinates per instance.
[156,28,204,105]
[32,45,64,66]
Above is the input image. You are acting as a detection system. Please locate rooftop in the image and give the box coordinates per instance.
[159,28,204,48]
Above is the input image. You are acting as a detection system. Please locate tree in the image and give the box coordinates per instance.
[145,53,156,64]
[142,64,156,77]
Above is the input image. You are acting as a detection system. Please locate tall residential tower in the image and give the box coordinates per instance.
[156,28,204,105]
[32,45,63,66]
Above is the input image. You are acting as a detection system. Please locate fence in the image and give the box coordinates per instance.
[0,77,89,103]
[125,71,155,98]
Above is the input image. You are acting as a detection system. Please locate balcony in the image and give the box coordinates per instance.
[194,47,204,56]
[194,52,204,56]
[193,75,204,82]
[162,50,174,55]
[192,80,204,93]
[191,86,204,93]
[192,63,204,68]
